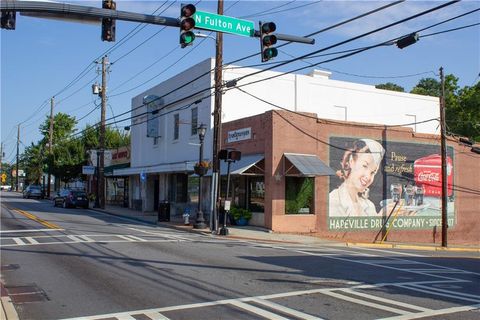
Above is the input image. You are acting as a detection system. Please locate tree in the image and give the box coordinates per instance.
[375,82,405,92]
[20,142,45,185]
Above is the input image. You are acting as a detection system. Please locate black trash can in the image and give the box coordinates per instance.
[158,201,170,222]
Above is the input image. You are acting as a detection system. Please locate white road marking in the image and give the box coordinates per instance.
[319,290,412,315]
[0,228,64,233]
[251,298,324,320]
[355,260,421,265]
[339,288,431,312]
[378,303,480,320]
[348,246,425,257]
[67,235,83,242]
[408,283,480,300]
[398,284,480,303]
[143,311,171,320]
[24,237,39,245]
[59,280,463,320]
[77,235,95,242]
[124,235,148,242]
[12,237,26,245]
[126,227,192,241]
[229,300,291,320]
[114,315,137,320]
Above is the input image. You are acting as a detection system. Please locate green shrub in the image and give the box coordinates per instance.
[230,207,252,220]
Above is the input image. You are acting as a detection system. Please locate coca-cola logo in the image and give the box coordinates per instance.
[417,171,440,182]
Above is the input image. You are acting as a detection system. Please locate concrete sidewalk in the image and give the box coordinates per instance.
[90,204,480,253]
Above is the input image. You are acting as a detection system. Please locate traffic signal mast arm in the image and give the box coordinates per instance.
[0,1,179,27]
[254,30,315,45]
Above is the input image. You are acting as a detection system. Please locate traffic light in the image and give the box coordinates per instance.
[180,4,196,48]
[260,21,277,62]
[101,0,116,42]
[1,11,16,30]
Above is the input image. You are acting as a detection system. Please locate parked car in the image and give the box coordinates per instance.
[23,185,43,199]
[53,189,89,209]
[0,185,12,191]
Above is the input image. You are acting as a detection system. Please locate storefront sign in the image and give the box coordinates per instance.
[328,137,455,230]
[227,127,251,143]
[82,166,96,175]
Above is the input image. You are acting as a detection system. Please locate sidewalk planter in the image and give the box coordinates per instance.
[193,165,209,176]
[235,217,248,226]
[230,207,252,227]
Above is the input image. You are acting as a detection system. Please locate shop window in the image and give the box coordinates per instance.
[285,177,314,214]
[248,177,264,212]
[191,107,198,136]
[173,114,179,140]
[168,173,188,203]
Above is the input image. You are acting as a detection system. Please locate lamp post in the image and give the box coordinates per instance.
[194,123,207,229]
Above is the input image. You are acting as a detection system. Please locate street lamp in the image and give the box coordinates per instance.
[194,123,207,229]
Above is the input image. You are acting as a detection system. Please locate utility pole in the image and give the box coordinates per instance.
[15,124,20,192]
[211,0,224,233]
[439,67,448,247]
[47,96,54,199]
[98,55,108,209]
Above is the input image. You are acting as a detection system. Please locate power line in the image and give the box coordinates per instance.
[233,1,459,84]
[106,1,405,119]
[421,22,480,38]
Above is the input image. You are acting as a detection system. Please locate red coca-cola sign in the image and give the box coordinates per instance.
[414,154,453,197]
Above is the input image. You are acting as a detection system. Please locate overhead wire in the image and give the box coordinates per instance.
[233,0,460,84]
[106,0,406,118]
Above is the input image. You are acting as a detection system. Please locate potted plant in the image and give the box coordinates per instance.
[194,161,210,176]
[230,207,252,226]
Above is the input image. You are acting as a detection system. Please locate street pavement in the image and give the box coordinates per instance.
[88,199,480,253]
[1,191,479,320]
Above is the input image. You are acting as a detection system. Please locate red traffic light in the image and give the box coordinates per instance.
[261,22,276,34]
[181,4,196,18]
[262,35,277,47]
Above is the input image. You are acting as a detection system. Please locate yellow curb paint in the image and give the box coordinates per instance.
[347,242,480,253]
[14,209,60,230]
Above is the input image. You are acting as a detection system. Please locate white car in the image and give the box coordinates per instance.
[0,185,12,191]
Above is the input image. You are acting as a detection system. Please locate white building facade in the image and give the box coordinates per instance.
[115,58,439,222]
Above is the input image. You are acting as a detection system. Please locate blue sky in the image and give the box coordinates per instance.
[1,0,479,164]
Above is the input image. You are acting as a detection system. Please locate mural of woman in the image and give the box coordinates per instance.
[329,139,385,217]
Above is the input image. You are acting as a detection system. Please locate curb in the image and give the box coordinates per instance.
[1,282,19,320]
[346,242,480,253]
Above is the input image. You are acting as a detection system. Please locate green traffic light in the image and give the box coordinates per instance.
[263,48,278,60]
[180,31,195,45]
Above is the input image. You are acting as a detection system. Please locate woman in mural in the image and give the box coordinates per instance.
[329,139,385,217]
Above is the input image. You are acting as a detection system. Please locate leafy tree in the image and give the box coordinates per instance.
[20,142,45,185]
[375,82,405,92]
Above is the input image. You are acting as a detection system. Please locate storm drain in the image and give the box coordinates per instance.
[5,284,49,303]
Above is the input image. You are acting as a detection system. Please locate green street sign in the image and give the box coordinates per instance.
[193,11,255,37]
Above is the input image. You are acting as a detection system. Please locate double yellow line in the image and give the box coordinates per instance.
[13,208,60,229]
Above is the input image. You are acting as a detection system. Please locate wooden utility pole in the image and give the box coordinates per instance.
[15,124,20,191]
[98,55,108,209]
[439,67,448,247]
[47,96,54,199]
[212,0,224,233]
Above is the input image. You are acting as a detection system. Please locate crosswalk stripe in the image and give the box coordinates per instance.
[78,235,95,242]
[117,235,136,242]
[125,235,147,242]
[319,290,412,315]
[12,237,27,245]
[229,300,290,320]
[114,315,137,320]
[67,235,82,242]
[143,311,171,320]
[25,237,39,245]
[251,298,323,320]
[339,288,431,312]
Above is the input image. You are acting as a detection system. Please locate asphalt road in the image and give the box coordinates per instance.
[1,191,479,320]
